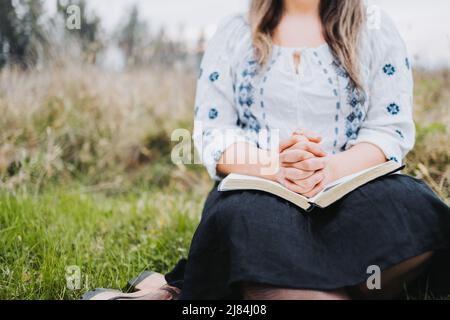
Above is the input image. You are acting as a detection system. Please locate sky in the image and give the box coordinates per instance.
[46,0,450,69]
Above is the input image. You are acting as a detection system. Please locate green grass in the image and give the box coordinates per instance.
[0,184,207,300]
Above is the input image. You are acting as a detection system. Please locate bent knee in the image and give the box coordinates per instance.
[351,251,434,299]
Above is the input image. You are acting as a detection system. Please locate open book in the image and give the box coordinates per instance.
[218,161,404,212]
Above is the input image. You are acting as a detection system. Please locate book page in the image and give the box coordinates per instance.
[219,161,401,210]
[309,162,393,202]
[218,174,311,210]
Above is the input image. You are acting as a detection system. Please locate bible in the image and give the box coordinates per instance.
[218,161,404,212]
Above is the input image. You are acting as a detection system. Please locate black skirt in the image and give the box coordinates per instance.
[165,174,450,300]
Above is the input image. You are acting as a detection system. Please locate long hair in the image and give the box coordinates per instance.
[249,0,365,91]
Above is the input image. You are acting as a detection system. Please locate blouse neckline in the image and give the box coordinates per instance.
[272,42,329,53]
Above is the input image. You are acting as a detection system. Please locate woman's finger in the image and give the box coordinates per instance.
[283,179,307,194]
[293,129,322,143]
[279,149,315,163]
[297,141,327,157]
[284,140,327,158]
[283,167,315,180]
[279,136,298,153]
[292,171,325,194]
[288,157,327,171]
[303,181,326,198]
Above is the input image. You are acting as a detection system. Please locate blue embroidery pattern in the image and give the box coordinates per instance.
[209,71,220,82]
[237,109,262,133]
[331,61,349,78]
[320,56,341,154]
[209,108,219,120]
[345,109,364,140]
[395,129,404,139]
[199,68,203,79]
[346,83,364,108]
[203,129,212,138]
[383,64,396,76]
[238,60,257,107]
[258,49,281,148]
[389,156,399,163]
[213,150,223,162]
[387,103,400,115]
[260,49,280,111]
[194,106,199,117]
[405,58,410,70]
[332,60,367,149]
[238,82,254,107]
[234,59,264,141]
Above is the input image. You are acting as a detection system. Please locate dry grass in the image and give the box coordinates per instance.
[0,64,204,192]
[406,70,450,202]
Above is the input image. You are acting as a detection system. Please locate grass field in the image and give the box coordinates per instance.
[0,65,449,299]
[0,185,207,299]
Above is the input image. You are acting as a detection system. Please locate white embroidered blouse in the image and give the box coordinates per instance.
[193,12,415,180]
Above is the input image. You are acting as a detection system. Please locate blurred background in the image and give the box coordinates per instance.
[0,0,449,300]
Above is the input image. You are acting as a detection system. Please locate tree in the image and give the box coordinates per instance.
[116,5,149,67]
[115,4,192,69]
[56,0,103,64]
[0,0,47,68]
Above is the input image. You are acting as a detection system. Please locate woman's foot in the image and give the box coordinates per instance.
[82,271,181,300]
[82,285,179,300]
[127,271,167,291]
[117,285,180,300]
[127,270,181,299]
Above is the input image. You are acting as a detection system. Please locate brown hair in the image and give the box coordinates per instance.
[249,0,365,90]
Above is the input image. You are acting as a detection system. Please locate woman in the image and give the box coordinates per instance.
[84,0,450,300]
[165,0,450,300]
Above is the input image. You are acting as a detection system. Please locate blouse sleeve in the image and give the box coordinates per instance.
[193,16,257,180]
[346,12,415,164]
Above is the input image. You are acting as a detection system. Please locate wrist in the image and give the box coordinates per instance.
[257,149,280,182]
[325,155,340,183]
